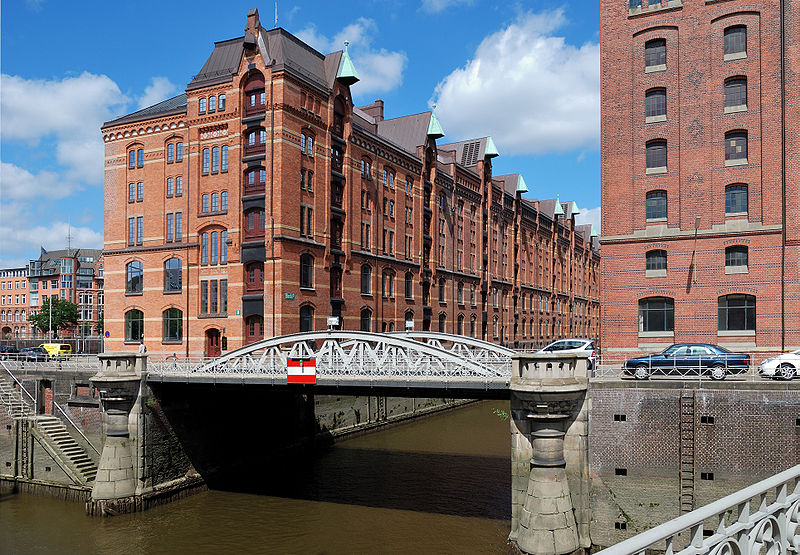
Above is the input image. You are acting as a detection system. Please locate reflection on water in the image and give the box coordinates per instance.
[1,401,512,554]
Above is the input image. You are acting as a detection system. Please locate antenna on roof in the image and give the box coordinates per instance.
[274,2,278,28]
[67,216,72,256]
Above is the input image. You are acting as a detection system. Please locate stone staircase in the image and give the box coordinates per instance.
[0,375,98,485]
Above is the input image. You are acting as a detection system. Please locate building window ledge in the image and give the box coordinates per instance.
[125,292,143,297]
[644,64,667,73]
[163,290,183,295]
[718,330,755,337]
[645,115,667,124]
[197,313,228,319]
[725,211,748,218]
[645,269,667,278]
[638,331,674,338]
[630,0,683,18]
[724,105,748,114]
[646,217,667,224]
[725,158,748,167]
[725,265,749,274]
[646,166,667,175]
[161,340,183,345]
[724,52,747,62]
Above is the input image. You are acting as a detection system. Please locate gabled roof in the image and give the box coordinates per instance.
[102,94,187,129]
[260,27,330,91]
[187,37,245,90]
[377,112,435,154]
[494,174,521,196]
[438,136,499,167]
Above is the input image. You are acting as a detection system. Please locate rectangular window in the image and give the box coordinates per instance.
[176,142,183,162]
[307,171,313,192]
[166,213,174,242]
[199,97,206,114]
[645,39,666,68]
[221,146,228,172]
[167,177,174,197]
[136,182,143,202]
[176,176,183,196]
[211,231,219,264]
[221,192,228,211]
[220,279,227,313]
[300,170,306,190]
[136,216,143,245]
[202,148,209,174]
[167,143,174,163]
[218,94,226,111]
[211,193,219,212]
[201,232,209,264]
[202,194,209,213]
[725,185,748,215]
[221,230,227,262]
[176,212,182,241]
[128,183,135,203]
[200,281,208,314]
[724,79,747,109]
[210,280,218,313]
[208,95,216,112]
[645,89,666,119]
[137,149,144,168]
[212,147,220,173]
[128,151,135,169]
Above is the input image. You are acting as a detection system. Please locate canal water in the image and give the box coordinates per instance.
[1,400,512,554]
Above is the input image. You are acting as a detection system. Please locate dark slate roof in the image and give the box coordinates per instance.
[538,199,559,220]
[262,28,330,92]
[102,94,187,129]
[30,249,103,274]
[493,174,519,196]
[438,137,489,167]
[376,112,432,154]
[187,37,245,90]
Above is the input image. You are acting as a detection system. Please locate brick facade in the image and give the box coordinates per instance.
[102,9,600,358]
[600,0,800,363]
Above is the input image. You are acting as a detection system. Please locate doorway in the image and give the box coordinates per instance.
[205,328,221,358]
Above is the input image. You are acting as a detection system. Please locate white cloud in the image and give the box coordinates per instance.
[432,10,600,155]
[0,162,80,200]
[0,210,103,265]
[1,72,128,185]
[420,0,473,14]
[138,77,179,110]
[295,18,407,97]
[575,206,601,233]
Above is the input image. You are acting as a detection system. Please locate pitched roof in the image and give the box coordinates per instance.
[376,112,434,154]
[102,94,187,128]
[187,37,245,90]
[438,136,500,167]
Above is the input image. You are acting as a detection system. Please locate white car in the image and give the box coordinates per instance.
[536,339,597,369]
[758,349,800,380]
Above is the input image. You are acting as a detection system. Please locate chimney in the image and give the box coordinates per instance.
[358,99,384,122]
[244,8,260,49]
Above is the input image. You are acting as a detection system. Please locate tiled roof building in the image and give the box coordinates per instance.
[102,9,599,357]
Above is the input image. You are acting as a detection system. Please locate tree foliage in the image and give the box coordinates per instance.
[28,298,79,337]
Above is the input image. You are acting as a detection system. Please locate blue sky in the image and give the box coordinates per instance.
[0,0,600,268]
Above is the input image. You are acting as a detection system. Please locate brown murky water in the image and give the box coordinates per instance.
[1,401,511,554]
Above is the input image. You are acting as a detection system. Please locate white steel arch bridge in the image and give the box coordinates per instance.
[148,331,514,397]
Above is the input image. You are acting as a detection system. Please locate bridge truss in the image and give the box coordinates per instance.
[148,331,512,395]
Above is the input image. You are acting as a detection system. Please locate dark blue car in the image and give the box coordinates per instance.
[623,343,750,380]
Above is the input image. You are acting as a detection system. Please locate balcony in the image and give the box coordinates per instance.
[331,146,344,174]
[244,143,266,157]
[332,185,344,210]
[332,114,344,138]
[244,181,265,196]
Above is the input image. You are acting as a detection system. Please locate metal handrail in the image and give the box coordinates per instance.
[1,361,100,456]
[597,464,800,554]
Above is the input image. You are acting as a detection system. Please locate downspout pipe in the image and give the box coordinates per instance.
[780,0,786,351]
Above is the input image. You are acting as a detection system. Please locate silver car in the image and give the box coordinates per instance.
[758,349,800,380]
[536,339,597,369]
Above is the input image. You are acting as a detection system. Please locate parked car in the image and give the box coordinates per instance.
[0,345,19,360]
[758,349,800,380]
[40,343,73,359]
[537,339,597,369]
[623,343,750,380]
[18,346,49,362]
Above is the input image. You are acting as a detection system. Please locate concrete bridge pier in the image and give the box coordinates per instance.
[509,353,591,555]
[87,352,147,515]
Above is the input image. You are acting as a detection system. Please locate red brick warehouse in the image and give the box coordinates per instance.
[102,9,600,358]
[600,0,800,363]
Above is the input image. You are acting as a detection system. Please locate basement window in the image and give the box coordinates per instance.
[615,522,628,530]
[614,414,627,422]
[700,415,715,425]
[615,468,628,476]
[701,472,714,481]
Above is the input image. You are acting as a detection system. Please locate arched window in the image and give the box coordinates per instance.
[162,308,182,342]
[244,71,266,115]
[246,261,264,290]
[405,310,414,330]
[724,26,746,58]
[360,265,371,295]
[638,297,674,332]
[646,140,667,172]
[300,254,314,289]
[725,245,748,271]
[438,277,446,303]
[211,146,220,172]
[724,77,747,110]
[126,261,143,294]
[456,314,464,336]
[360,308,372,332]
[646,190,667,220]
[644,38,666,68]
[725,131,747,163]
[457,282,464,304]
[333,96,345,138]
[521,318,526,338]
[718,294,755,331]
[164,258,182,292]
[470,315,477,338]
[300,305,314,332]
[725,184,748,215]
[492,316,499,339]
[438,313,446,333]
[645,249,667,272]
[125,309,144,342]
[405,272,413,300]
[645,88,666,119]
[382,271,394,298]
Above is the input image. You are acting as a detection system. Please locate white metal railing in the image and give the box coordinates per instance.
[1,356,100,372]
[597,465,800,554]
[592,357,764,381]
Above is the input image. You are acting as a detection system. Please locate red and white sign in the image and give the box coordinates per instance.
[287,357,316,384]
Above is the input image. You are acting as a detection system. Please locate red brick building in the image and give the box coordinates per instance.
[0,267,29,339]
[102,9,600,357]
[600,0,799,363]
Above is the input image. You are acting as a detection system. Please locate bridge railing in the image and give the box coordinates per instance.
[596,464,800,554]
[1,356,100,372]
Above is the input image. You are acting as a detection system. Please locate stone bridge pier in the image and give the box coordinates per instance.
[509,353,591,555]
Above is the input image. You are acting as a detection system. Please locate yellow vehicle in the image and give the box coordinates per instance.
[39,343,73,359]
